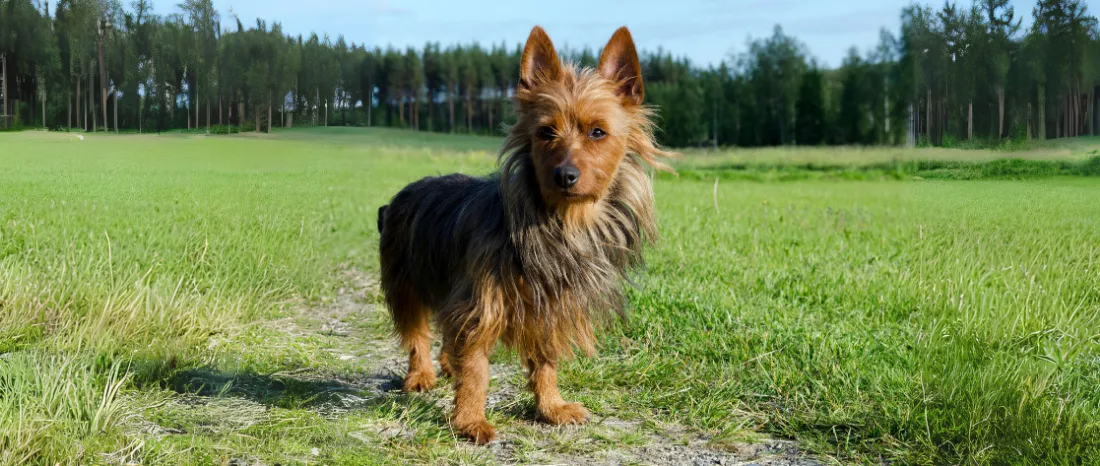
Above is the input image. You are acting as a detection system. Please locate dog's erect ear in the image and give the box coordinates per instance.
[519,26,562,89]
[598,27,644,105]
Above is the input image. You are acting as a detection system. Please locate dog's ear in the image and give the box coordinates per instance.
[598,26,644,105]
[519,26,562,89]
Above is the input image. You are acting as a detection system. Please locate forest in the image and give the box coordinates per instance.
[0,0,1097,147]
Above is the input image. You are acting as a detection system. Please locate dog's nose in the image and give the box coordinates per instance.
[553,165,580,189]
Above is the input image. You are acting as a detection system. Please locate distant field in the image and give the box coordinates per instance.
[1,127,1098,465]
[674,137,1100,181]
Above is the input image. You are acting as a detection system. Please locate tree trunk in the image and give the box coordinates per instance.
[255,104,260,132]
[997,86,1005,138]
[267,93,273,133]
[1038,86,1046,140]
[89,66,95,132]
[101,85,108,132]
[1063,93,1069,138]
[398,92,404,125]
[206,98,211,132]
[1091,85,1097,135]
[1077,81,1083,137]
[925,87,931,142]
[448,85,455,132]
[967,101,973,140]
[427,88,434,131]
[98,33,107,132]
[195,97,200,132]
[465,93,472,132]
[1027,102,1032,140]
[77,78,81,130]
[1073,83,1079,137]
[1061,93,1067,138]
[41,82,46,129]
[68,89,72,130]
[1,53,6,117]
[113,88,118,134]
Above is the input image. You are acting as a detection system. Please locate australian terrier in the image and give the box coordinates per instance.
[377,25,672,444]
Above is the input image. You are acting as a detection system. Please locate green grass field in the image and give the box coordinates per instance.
[1,128,1099,465]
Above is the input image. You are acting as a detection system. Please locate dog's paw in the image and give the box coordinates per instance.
[537,402,590,426]
[454,418,496,444]
[402,371,437,393]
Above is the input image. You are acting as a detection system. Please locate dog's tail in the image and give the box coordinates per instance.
[377,205,388,234]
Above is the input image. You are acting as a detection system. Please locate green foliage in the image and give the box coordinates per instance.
[4,0,1097,146]
[209,124,239,134]
[648,78,706,147]
[795,68,826,145]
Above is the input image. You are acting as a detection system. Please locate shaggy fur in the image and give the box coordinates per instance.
[377,25,673,444]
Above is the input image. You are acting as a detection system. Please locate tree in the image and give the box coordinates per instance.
[983,0,1022,137]
[405,46,422,130]
[796,66,826,145]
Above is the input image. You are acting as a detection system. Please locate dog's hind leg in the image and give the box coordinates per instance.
[443,287,505,445]
[526,356,590,426]
[438,340,455,379]
[389,287,436,393]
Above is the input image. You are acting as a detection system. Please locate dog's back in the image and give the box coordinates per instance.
[377,173,506,311]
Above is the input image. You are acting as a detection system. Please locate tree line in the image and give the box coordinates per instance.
[1,0,1097,147]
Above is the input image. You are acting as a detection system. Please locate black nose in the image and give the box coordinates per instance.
[553,165,580,189]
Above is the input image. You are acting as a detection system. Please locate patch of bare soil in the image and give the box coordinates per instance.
[280,268,822,466]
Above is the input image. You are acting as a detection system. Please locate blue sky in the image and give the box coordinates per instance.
[153,0,1050,68]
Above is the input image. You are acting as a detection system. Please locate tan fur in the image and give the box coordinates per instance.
[376,25,674,444]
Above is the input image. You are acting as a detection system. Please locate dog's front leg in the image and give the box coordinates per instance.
[526,357,590,425]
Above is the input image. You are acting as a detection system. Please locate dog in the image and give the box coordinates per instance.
[376,25,672,444]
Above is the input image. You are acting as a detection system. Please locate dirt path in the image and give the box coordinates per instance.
[268,268,821,466]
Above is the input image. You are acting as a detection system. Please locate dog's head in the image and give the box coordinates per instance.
[509,26,669,217]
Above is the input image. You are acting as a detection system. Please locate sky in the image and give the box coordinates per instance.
[152,0,1059,68]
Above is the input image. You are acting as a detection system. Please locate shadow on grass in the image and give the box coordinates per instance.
[160,365,409,412]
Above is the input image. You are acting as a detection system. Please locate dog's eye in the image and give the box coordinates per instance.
[537,126,556,140]
[589,127,607,140]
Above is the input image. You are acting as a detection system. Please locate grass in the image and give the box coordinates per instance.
[1,127,1099,465]
[674,137,1100,181]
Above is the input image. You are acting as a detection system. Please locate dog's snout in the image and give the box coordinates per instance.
[553,165,580,189]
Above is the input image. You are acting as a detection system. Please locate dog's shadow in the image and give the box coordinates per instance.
[162,365,411,412]
[150,360,546,437]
